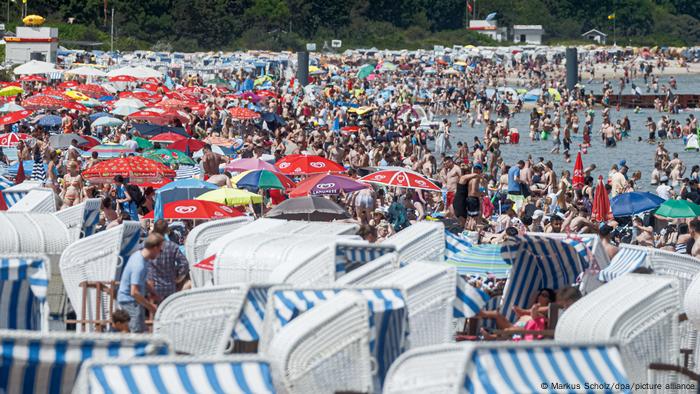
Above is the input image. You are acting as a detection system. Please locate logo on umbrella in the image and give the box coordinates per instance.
[396,174,406,183]
[310,162,326,168]
[317,183,336,189]
[373,175,386,180]
[213,211,223,217]
[278,162,290,169]
[174,206,197,214]
[220,206,233,213]
[415,179,426,186]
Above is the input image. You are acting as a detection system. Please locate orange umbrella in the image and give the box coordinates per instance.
[591,176,613,222]
[572,151,584,190]
[228,106,260,120]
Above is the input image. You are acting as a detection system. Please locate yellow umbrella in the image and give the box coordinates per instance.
[0,86,24,97]
[348,106,375,115]
[196,187,262,206]
[65,90,90,101]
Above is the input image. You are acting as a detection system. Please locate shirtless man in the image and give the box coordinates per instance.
[632,217,655,247]
[690,220,700,258]
[438,157,461,217]
[201,144,220,177]
[599,224,619,259]
[465,163,484,230]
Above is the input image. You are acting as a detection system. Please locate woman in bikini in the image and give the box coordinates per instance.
[61,161,84,208]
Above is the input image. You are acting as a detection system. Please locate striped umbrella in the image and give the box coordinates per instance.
[88,144,135,158]
[143,148,196,166]
[445,243,511,278]
[232,169,295,191]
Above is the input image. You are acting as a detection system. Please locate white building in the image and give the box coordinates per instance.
[468,20,507,42]
[581,29,607,45]
[5,26,58,64]
[512,25,544,45]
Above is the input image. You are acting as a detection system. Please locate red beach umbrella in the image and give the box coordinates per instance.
[150,132,187,143]
[359,169,441,191]
[109,75,137,83]
[168,138,206,153]
[0,111,33,126]
[82,156,176,183]
[275,155,345,175]
[591,176,613,222]
[228,107,260,120]
[572,151,584,190]
[143,199,243,220]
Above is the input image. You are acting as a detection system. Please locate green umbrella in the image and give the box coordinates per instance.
[357,64,375,79]
[143,148,195,166]
[655,199,700,218]
[134,136,153,149]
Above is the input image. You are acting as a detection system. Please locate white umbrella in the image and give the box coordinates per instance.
[13,60,59,75]
[92,116,124,127]
[106,66,135,77]
[65,66,107,77]
[0,103,25,113]
[130,66,162,79]
[112,98,145,108]
[111,106,140,116]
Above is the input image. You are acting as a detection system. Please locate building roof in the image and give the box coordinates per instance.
[513,25,544,31]
[581,29,607,37]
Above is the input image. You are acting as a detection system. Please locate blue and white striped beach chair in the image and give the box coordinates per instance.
[0,330,171,394]
[383,221,445,263]
[383,341,631,394]
[260,285,408,387]
[75,356,275,394]
[1,181,44,210]
[598,245,649,282]
[232,284,273,343]
[334,240,396,276]
[499,235,590,322]
[0,255,50,331]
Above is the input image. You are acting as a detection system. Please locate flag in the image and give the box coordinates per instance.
[15,160,25,184]
[467,1,472,13]
[485,12,497,21]
[608,13,615,20]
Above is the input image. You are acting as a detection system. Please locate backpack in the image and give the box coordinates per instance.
[125,184,145,207]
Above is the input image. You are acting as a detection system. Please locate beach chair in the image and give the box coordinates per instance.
[266,292,373,394]
[383,221,445,263]
[369,262,458,348]
[59,222,141,332]
[335,252,400,285]
[153,284,247,355]
[73,355,275,394]
[1,180,44,209]
[555,274,681,385]
[53,199,102,242]
[231,283,276,351]
[0,254,50,331]
[260,285,409,388]
[0,329,171,394]
[0,212,72,330]
[7,188,57,213]
[382,341,630,394]
[184,216,253,287]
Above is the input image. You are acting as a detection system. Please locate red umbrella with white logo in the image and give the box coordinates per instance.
[275,154,346,175]
[0,110,33,126]
[0,131,33,147]
[572,151,584,190]
[143,199,243,219]
[359,169,441,191]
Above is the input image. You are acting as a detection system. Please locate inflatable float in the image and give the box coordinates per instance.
[22,15,45,26]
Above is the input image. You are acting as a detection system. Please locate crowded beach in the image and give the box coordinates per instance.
[0,43,699,393]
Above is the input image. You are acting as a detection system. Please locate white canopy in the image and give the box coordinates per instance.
[13,60,59,75]
[65,66,107,77]
[106,65,162,79]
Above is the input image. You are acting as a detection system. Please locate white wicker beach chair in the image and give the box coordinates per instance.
[59,222,141,332]
[335,252,400,285]
[184,217,253,287]
[383,221,445,263]
[382,341,630,394]
[1,180,44,208]
[0,329,171,394]
[0,254,50,331]
[266,292,373,394]
[8,188,57,213]
[370,262,457,348]
[555,274,680,385]
[153,284,247,355]
[73,355,275,394]
[52,199,102,243]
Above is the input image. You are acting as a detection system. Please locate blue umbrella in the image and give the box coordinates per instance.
[97,95,116,102]
[92,116,124,128]
[37,115,62,128]
[154,179,218,221]
[7,160,45,177]
[89,112,110,121]
[611,191,665,217]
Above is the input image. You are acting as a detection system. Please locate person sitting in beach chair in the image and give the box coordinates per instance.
[478,288,556,334]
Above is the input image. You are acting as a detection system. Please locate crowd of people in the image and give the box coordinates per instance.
[2,48,699,331]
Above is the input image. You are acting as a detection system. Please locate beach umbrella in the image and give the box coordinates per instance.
[193,144,237,159]
[0,132,33,147]
[572,151,584,190]
[655,200,700,219]
[133,136,153,150]
[88,111,110,121]
[591,176,613,222]
[360,169,441,191]
[143,148,196,166]
[128,109,186,125]
[82,156,175,183]
[91,116,124,128]
[275,154,345,175]
[62,100,89,112]
[150,132,186,144]
[36,114,62,128]
[153,178,219,220]
[155,98,191,110]
[57,81,79,89]
[145,199,242,220]
[232,170,295,191]
[74,83,109,98]
[13,60,57,75]
[113,98,146,108]
[78,135,101,150]
[228,107,260,120]
[135,179,172,189]
[64,90,90,101]
[0,110,33,126]
[0,103,24,112]
[0,86,23,97]
[167,138,205,154]
[88,144,135,158]
[49,133,88,149]
[610,192,665,217]
[196,188,262,207]
[226,158,277,173]
[266,196,350,221]
[444,243,511,278]
[18,74,46,82]
[23,95,68,111]
[357,64,374,79]
[65,66,107,77]
[110,106,140,116]
[109,75,137,83]
[289,174,368,197]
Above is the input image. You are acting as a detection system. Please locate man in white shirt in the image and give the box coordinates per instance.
[123,134,138,151]
[656,176,674,200]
